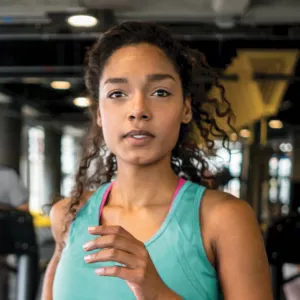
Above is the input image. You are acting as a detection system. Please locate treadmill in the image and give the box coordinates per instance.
[0,204,39,300]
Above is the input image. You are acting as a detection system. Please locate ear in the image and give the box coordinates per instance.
[96,107,102,127]
[182,96,192,124]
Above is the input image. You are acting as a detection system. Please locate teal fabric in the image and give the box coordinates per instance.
[53,181,223,299]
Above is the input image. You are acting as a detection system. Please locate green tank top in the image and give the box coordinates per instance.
[53,180,223,299]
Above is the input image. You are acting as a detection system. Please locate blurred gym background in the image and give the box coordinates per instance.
[0,0,300,299]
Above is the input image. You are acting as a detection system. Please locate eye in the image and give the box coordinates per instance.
[152,89,171,97]
[108,91,126,99]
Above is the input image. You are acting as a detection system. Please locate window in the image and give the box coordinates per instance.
[28,126,45,212]
[268,150,292,215]
[61,128,84,197]
[211,140,243,197]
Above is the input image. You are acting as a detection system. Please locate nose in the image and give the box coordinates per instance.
[127,93,152,121]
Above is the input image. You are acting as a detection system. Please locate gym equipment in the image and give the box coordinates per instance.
[265,213,300,300]
[0,206,39,300]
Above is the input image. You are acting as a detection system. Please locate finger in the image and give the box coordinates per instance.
[95,266,145,283]
[84,248,145,269]
[83,234,141,255]
[88,225,135,240]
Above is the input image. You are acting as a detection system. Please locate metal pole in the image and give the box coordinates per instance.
[16,255,32,300]
[0,31,299,41]
[270,264,284,300]
[0,66,83,74]
[0,66,299,82]
[0,33,102,41]
[16,255,33,300]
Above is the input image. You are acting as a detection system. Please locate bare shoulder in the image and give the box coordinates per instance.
[202,188,252,211]
[201,189,256,233]
[49,191,94,244]
[201,190,273,299]
[200,190,272,300]
[200,189,258,265]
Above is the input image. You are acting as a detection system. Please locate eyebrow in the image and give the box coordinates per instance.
[103,73,176,85]
[147,73,176,82]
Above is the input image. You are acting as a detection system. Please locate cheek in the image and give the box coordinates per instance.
[100,113,119,149]
[158,110,182,143]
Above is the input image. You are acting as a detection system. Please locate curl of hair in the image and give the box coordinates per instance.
[63,22,236,235]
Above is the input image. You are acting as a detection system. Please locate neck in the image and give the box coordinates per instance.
[110,157,179,210]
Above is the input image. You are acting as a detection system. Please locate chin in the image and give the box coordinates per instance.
[126,155,159,166]
[120,150,168,167]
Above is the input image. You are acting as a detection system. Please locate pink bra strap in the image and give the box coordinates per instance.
[99,183,113,223]
[169,177,186,210]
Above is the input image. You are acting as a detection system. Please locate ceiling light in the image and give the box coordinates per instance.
[239,129,251,139]
[50,81,71,90]
[73,97,91,108]
[269,120,283,129]
[67,15,98,28]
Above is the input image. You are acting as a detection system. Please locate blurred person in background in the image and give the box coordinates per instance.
[0,165,29,300]
[0,165,29,210]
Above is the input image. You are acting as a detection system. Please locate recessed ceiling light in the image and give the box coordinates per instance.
[67,15,98,28]
[50,81,71,90]
[73,97,91,108]
[268,120,283,129]
[239,129,251,139]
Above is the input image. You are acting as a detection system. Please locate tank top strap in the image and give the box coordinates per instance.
[173,181,205,238]
[75,182,112,225]
[173,181,216,274]
[67,182,111,246]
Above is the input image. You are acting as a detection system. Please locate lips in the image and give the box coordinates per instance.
[123,130,154,138]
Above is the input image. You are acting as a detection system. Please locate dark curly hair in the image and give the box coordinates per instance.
[65,21,235,231]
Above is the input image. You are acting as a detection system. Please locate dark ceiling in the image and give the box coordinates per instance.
[0,4,300,128]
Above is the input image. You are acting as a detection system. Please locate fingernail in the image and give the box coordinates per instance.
[95,268,104,275]
[88,226,96,232]
[84,255,92,262]
[83,242,92,250]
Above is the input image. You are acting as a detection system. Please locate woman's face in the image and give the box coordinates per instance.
[98,43,192,166]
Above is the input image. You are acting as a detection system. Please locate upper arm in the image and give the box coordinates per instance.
[42,191,94,299]
[50,190,94,248]
[49,198,70,246]
[41,198,70,300]
[207,193,273,300]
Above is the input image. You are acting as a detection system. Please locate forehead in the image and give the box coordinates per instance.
[100,43,179,81]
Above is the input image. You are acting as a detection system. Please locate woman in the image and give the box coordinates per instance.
[42,22,273,299]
